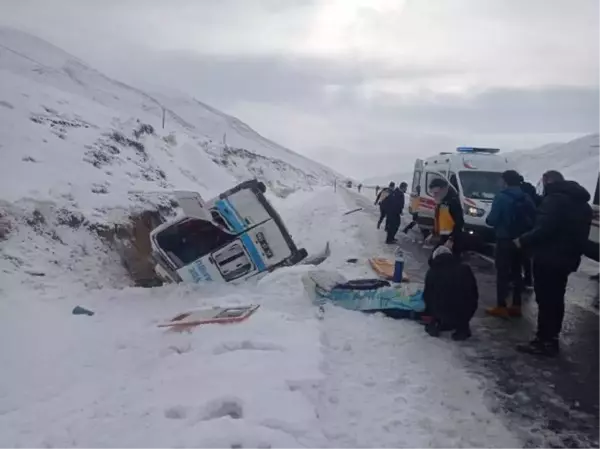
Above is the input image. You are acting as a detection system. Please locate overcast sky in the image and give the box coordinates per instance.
[1,0,598,178]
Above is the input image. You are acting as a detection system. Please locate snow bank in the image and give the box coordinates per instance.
[0,191,341,448]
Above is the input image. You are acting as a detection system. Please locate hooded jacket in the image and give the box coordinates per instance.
[423,252,478,326]
[486,186,535,239]
[520,180,592,272]
[520,181,541,207]
[381,189,405,216]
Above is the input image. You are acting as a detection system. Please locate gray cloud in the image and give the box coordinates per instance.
[0,0,597,179]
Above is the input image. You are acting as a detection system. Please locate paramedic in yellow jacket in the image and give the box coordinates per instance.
[428,178,465,257]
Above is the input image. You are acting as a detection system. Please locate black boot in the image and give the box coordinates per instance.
[452,327,472,341]
[425,321,441,337]
[516,337,559,357]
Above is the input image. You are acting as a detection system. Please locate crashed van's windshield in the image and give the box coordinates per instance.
[459,171,503,200]
[156,219,235,268]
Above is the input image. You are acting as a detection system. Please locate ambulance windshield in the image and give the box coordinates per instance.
[459,171,503,200]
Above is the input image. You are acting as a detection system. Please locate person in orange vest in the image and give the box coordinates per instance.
[428,178,464,257]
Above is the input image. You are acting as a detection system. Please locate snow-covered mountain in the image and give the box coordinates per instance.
[508,133,599,195]
[0,26,345,289]
[0,26,341,215]
[363,170,414,188]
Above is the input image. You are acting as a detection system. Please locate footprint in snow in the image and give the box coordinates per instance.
[199,397,244,421]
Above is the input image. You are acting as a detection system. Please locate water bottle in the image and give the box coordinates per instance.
[393,248,404,283]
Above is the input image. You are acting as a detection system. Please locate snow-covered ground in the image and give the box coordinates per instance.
[0,24,595,449]
[0,188,520,447]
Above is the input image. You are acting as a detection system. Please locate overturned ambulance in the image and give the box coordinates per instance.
[150,180,308,284]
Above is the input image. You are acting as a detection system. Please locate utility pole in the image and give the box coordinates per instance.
[161,107,166,129]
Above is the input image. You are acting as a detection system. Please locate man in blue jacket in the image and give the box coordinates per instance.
[485,170,536,319]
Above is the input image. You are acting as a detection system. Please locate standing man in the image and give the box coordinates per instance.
[382,184,405,244]
[519,175,541,206]
[485,170,536,319]
[428,178,464,257]
[375,182,395,230]
[519,174,540,288]
[514,170,592,356]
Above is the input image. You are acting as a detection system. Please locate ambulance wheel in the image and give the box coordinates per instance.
[257,181,267,193]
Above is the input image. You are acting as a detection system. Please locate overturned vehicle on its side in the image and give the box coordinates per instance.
[150,180,308,284]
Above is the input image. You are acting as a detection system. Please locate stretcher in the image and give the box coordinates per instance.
[368,257,410,282]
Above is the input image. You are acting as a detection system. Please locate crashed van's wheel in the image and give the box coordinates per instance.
[257,181,267,193]
[420,228,431,239]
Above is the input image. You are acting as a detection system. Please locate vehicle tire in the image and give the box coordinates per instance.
[420,228,430,239]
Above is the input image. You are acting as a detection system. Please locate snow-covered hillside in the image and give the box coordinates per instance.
[0,26,340,212]
[509,133,599,195]
[363,170,414,188]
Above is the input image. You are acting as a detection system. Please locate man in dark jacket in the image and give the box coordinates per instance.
[518,175,540,287]
[375,182,395,230]
[381,186,405,244]
[515,170,592,356]
[423,245,479,340]
[485,170,536,319]
[429,178,464,257]
[519,175,541,207]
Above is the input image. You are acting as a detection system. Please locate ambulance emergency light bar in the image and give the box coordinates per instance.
[456,147,500,154]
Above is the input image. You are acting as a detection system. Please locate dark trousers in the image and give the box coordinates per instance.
[533,261,569,341]
[403,214,418,233]
[377,206,387,229]
[386,214,401,242]
[522,249,533,286]
[438,234,462,260]
[495,239,523,307]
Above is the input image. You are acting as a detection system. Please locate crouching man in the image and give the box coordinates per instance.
[423,245,479,340]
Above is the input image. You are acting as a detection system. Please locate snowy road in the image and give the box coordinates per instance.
[349,188,600,448]
[2,187,595,447]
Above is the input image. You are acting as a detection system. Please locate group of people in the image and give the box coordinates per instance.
[375,170,593,356]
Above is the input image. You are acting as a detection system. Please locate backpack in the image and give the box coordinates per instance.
[506,192,535,237]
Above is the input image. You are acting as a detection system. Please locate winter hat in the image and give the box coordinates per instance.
[432,245,452,259]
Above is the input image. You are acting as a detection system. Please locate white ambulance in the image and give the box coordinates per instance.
[408,147,515,242]
[149,180,307,284]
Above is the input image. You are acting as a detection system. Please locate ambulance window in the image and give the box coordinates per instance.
[459,171,503,200]
[425,172,444,196]
[411,170,421,194]
[449,172,459,192]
